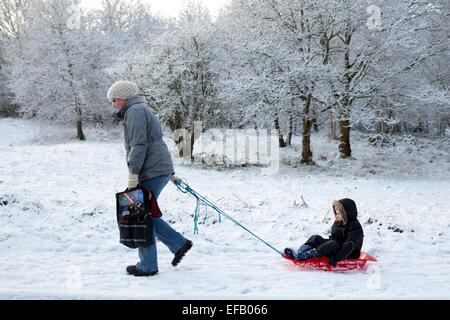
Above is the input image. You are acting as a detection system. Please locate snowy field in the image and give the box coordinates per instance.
[0,118,449,299]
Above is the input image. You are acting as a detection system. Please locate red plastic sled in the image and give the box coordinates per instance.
[283,251,377,272]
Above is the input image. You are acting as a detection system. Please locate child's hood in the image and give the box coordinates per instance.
[333,198,358,225]
[339,198,358,221]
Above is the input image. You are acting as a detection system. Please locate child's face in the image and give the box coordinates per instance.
[334,206,344,222]
[335,212,344,222]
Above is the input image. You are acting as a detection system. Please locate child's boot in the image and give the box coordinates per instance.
[298,245,311,255]
[284,248,298,260]
[297,248,318,261]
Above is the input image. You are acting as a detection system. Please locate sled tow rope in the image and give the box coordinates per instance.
[174,180,283,256]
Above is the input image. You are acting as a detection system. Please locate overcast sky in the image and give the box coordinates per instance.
[80,0,231,18]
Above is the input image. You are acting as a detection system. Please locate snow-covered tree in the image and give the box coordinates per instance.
[324,0,450,156]
[91,0,167,52]
[3,0,113,139]
[1,0,447,151]
[360,0,450,137]
[216,0,338,163]
[0,0,29,40]
[2,0,167,137]
[0,0,31,115]
[108,1,222,159]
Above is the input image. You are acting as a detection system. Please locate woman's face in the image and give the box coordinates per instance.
[111,98,127,110]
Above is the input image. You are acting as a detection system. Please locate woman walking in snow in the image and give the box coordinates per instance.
[284,198,364,266]
[108,80,193,276]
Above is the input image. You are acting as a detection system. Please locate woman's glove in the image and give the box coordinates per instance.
[171,175,182,185]
[127,172,139,189]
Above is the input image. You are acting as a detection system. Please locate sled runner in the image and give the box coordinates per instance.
[283,251,377,272]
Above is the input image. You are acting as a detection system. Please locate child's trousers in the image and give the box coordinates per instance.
[304,235,341,258]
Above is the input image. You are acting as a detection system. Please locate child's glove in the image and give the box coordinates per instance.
[328,258,338,266]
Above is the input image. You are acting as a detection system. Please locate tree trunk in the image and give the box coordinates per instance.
[287,114,293,146]
[330,112,337,140]
[76,119,85,141]
[172,127,189,159]
[377,121,383,134]
[301,121,313,164]
[417,119,425,133]
[403,121,409,134]
[313,119,318,132]
[301,94,314,164]
[177,135,185,158]
[338,30,353,158]
[312,109,318,132]
[75,104,85,141]
[274,113,286,148]
[174,129,196,161]
[190,130,195,162]
[439,115,448,136]
[338,119,351,158]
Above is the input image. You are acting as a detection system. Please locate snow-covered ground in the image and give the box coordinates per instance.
[0,118,449,299]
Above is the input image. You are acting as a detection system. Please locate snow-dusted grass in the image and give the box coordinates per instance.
[0,118,449,299]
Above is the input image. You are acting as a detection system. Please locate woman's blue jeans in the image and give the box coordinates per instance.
[136,174,187,272]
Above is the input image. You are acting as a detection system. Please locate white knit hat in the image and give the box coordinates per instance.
[107,81,138,101]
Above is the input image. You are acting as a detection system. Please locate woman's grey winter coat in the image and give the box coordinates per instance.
[117,96,174,182]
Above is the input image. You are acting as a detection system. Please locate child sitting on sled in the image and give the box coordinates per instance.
[284,198,364,266]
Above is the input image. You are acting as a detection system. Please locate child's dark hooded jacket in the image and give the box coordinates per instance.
[330,198,364,261]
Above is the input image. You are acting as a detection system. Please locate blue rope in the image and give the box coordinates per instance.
[174,180,283,256]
